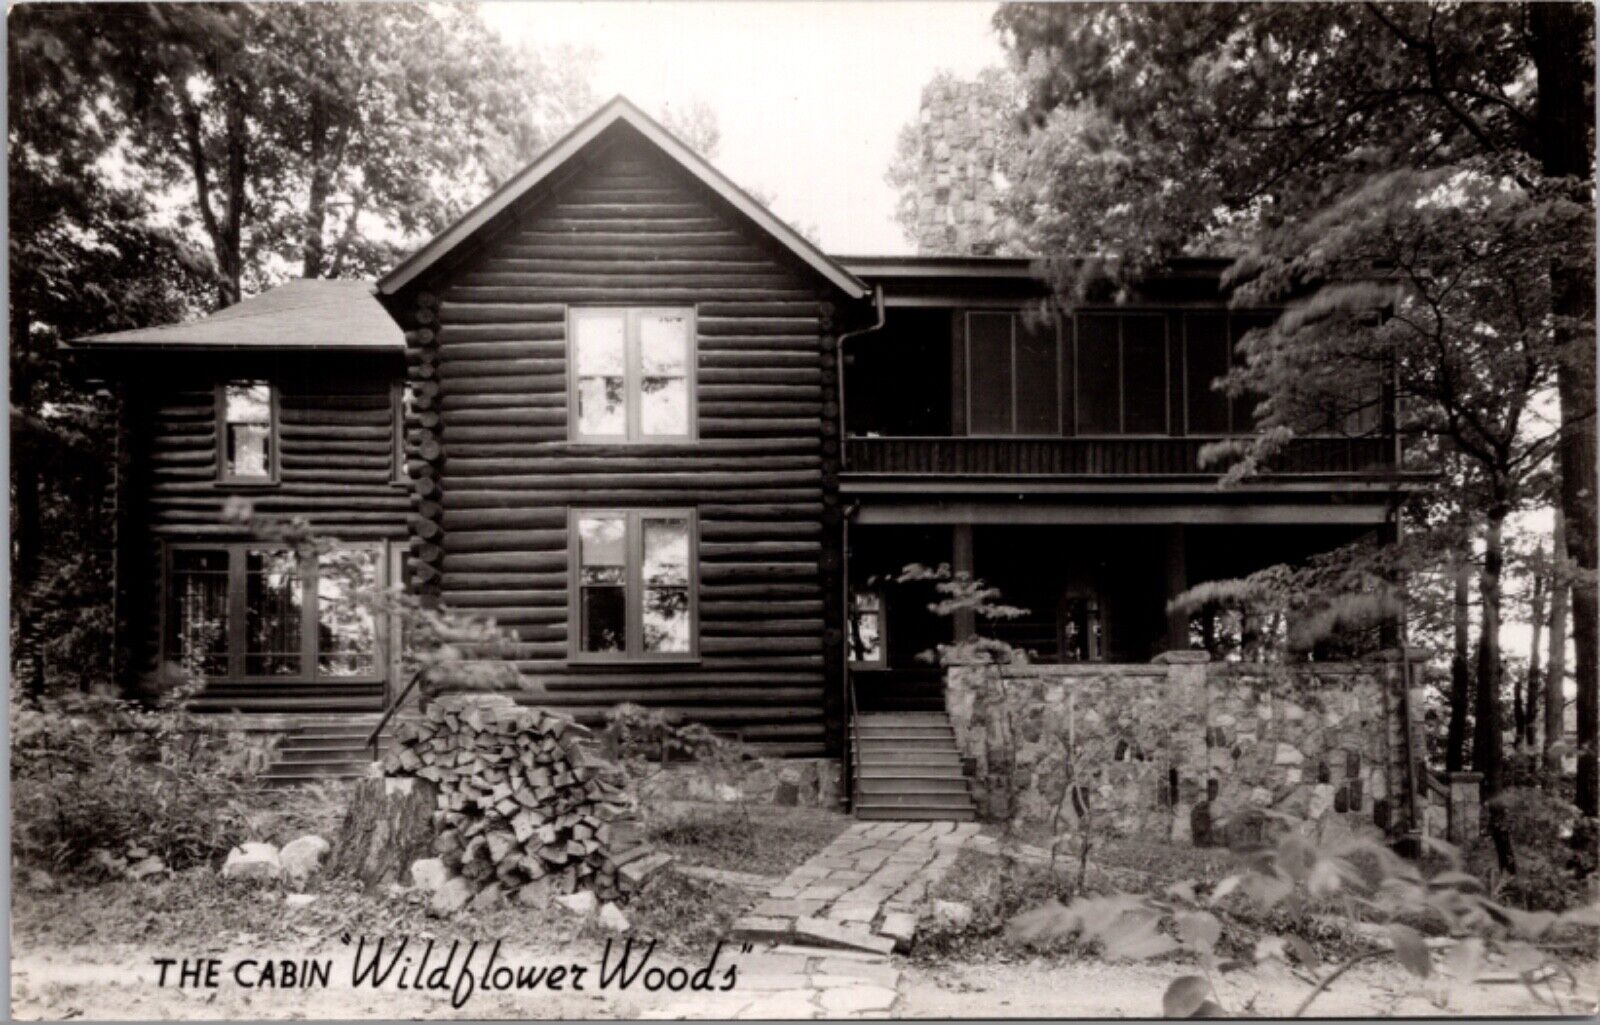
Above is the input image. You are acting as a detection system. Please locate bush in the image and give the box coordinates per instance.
[1487,787,1599,911]
[11,684,264,874]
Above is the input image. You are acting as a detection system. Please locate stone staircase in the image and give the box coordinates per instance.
[261,715,389,787]
[852,712,976,821]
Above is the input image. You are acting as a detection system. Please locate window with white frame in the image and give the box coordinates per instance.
[570,308,694,441]
[572,510,696,659]
[165,543,385,680]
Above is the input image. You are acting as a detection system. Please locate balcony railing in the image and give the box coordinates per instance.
[843,435,1394,477]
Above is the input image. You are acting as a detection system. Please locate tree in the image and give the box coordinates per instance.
[8,8,216,694]
[30,2,595,304]
[995,1,1596,816]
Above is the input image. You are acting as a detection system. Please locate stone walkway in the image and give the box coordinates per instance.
[648,819,980,1019]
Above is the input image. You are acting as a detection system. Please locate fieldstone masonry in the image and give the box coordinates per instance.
[946,652,1428,845]
[649,758,841,809]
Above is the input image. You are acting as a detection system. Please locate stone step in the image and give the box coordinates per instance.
[263,757,379,777]
[856,766,967,780]
[855,804,977,821]
[854,726,956,740]
[855,749,962,765]
[856,777,969,796]
[856,788,974,807]
[853,736,961,751]
[278,735,388,753]
[857,712,948,723]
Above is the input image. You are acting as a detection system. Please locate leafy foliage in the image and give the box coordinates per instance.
[11,683,265,874]
[15,3,596,299]
[1007,828,1600,1016]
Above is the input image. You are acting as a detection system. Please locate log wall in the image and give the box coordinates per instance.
[124,354,410,711]
[400,133,844,757]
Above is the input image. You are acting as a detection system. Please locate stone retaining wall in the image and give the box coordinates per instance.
[945,652,1426,845]
[649,757,842,809]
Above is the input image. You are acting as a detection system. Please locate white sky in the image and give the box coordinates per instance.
[480,0,1006,254]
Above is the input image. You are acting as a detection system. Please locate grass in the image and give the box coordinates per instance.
[645,800,848,878]
[13,791,847,961]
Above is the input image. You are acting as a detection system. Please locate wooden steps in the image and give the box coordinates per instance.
[261,715,389,787]
[851,712,976,821]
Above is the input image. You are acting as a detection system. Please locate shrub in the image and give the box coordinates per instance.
[1486,787,1599,912]
[11,684,262,874]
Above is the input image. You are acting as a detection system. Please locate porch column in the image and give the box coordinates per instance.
[952,523,976,642]
[1164,524,1188,650]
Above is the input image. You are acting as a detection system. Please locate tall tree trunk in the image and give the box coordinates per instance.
[1526,556,1546,751]
[1446,548,1473,772]
[1546,509,1572,778]
[1531,0,1598,818]
[1475,506,1515,871]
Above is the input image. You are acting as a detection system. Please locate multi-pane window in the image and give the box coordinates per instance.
[219,382,275,482]
[966,310,1060,435]
[165,544,385,680]
[571,308,694,441]
[573,510,696,659]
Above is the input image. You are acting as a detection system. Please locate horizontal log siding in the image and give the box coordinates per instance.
[133,365,409,710]
[420,138,838,756]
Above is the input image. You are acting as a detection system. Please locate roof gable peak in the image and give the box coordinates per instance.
[377,94,866,300]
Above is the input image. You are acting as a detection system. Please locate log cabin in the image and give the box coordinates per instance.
[66,97,1415,811]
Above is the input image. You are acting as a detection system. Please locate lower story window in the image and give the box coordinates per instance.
[573,509,696,659]
[165,543,385,681]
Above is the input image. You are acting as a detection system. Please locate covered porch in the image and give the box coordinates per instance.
[843,508,1388,712]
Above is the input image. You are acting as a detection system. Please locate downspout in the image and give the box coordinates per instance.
[835,284,886,471]
[834,287,883,810]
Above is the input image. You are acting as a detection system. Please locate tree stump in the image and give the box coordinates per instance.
[327,776,438,888]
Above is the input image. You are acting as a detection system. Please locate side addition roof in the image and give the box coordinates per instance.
[66,279,403,351]
[377,95,869,300]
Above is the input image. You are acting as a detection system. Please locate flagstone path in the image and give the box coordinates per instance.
[647,819,981,1019]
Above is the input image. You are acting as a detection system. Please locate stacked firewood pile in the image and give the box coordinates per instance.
[384,695,672,903]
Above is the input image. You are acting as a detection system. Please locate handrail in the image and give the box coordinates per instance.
[366,668,424,757]
[845,668,860,813]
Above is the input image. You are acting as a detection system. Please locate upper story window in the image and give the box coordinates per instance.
[570,308,694,441]
[219,381,276,483]
[966,310,1061,435]
[572,509,696,660]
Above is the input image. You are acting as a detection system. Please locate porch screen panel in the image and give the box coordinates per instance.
[1014,313,1060,434]
[967,312,1014,435]
[1230,313,1276,432]
[1076,314,1121,433]
[1184,314,1231,434]
[1122,315,1168,434]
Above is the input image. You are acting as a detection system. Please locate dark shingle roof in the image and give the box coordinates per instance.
[67,279,403,351]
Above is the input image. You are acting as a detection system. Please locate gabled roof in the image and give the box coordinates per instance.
[67,279,403,351]
[377,95,869,300]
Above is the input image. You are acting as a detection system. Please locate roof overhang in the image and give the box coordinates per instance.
[64,279,404,352]
[377,95,869,301]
